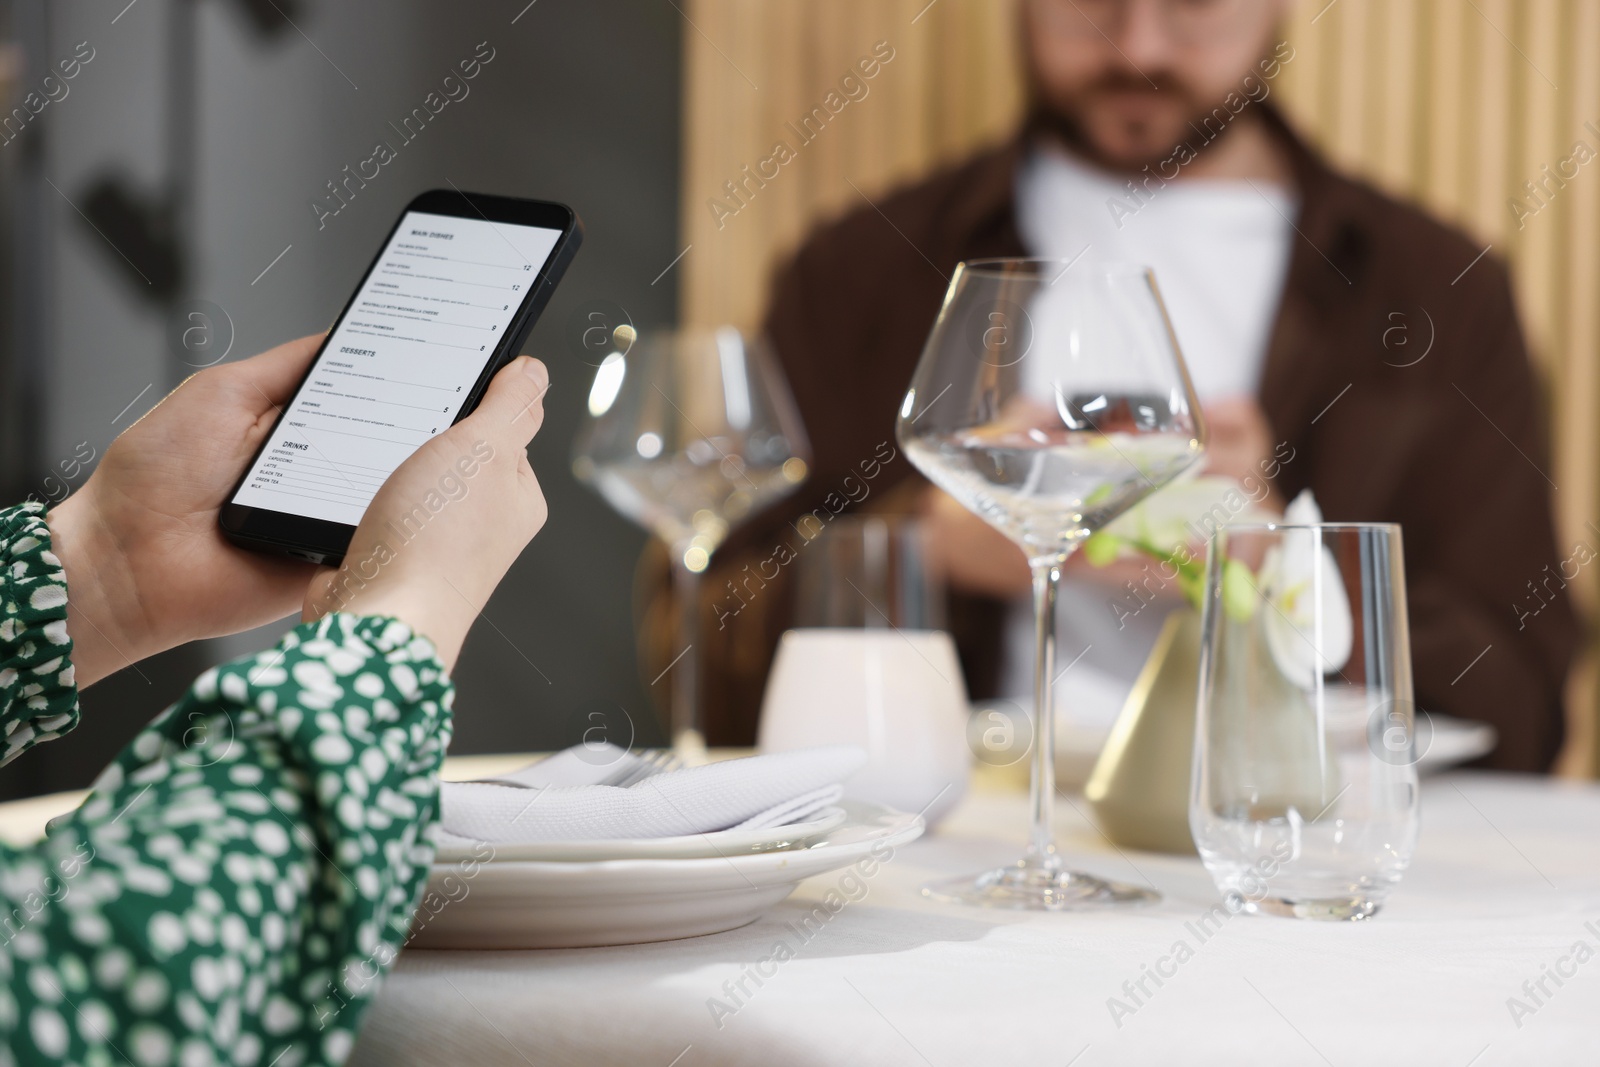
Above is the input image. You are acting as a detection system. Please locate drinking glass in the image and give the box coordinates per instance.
[573,327,811,757]
[898,259,1205,909]
[1190,522,1420,920]
[758,516,971,825]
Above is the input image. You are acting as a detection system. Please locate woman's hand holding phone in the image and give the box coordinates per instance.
[299,356,551,672]
[48,335,326,686]
[220,192,580,562]
[46,337,547,685]
[42,193,576,687]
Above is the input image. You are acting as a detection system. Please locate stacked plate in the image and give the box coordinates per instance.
[409,756,924,949]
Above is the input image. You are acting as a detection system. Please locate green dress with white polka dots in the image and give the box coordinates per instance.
[0,502,455,1067]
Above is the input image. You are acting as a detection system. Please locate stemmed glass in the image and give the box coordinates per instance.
[573,327,810,758]
[898,259,1205,909]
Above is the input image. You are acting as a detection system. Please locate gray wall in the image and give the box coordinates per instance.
[1,0,679,797]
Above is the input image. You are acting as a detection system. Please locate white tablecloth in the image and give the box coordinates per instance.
[351,771,1600,1066]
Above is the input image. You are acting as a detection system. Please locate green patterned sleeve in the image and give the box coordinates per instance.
[0,502,78,767]
[0,612,454,1067]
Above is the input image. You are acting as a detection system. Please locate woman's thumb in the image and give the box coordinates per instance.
[464,356,550,450]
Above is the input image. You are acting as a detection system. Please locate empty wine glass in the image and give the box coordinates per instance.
[573,327,810,758]
[898,259,1205,909]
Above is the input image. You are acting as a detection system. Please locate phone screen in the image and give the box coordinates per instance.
[230,209,563,526]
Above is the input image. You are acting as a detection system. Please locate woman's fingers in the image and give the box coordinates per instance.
[295,356,553,666]
[455,356,549,451]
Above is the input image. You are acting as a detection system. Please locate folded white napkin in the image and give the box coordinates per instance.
[438,744,866,845]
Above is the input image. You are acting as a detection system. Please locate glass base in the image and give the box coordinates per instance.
[923,858,1159,910]
[671,728,709,766]
[1227,892,1382,921]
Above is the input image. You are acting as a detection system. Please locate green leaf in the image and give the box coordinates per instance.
[1176,565,1204,608]
[1083,531,1121,567]
[1221,559,1258,623]
[1084,481,1114,507]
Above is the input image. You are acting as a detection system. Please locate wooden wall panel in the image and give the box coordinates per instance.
[678,0,1023,329]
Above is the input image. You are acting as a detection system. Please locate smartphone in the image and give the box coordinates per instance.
[221,189,582,565]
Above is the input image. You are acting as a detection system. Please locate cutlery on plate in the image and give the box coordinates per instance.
[598,750,683,789]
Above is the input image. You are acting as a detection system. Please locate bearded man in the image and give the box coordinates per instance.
[676,0,1577,772]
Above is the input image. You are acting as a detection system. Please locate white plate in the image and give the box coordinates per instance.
[408,801,923,950]
[1415,714,1497,770]
[432,806,850,864]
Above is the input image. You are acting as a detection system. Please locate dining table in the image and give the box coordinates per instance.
[3,756,1597,1065]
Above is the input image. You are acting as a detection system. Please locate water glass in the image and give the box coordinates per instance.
[1190,522,1420,920]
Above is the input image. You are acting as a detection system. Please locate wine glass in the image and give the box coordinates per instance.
[573,327,811,758]
[897,259,1205,909]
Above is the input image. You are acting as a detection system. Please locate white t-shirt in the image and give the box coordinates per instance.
[998,140,1297,724]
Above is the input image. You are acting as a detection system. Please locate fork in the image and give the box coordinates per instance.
[597,749,682,789]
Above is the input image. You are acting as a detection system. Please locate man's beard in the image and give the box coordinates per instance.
[1024,71,1229,174]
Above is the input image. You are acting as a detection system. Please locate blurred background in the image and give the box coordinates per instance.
[1,0,1596,797]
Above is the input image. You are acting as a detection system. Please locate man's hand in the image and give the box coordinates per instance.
[920,398,1287,601]
[919,485,1191,599]
[919,487,1032,598]
[1200,396,1286,513]
[48,336,325,686]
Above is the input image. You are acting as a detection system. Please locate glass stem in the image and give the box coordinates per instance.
[1028,556,1064,870]
[670,558,704,756]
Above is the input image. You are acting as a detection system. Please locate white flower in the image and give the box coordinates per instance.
[1259,490,1353,688]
